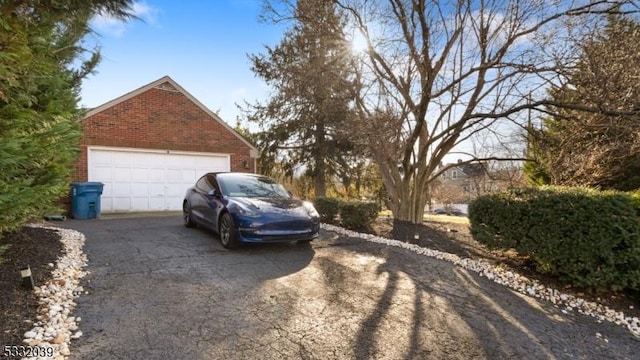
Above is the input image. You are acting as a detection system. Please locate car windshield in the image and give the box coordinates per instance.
[217,174,291,198]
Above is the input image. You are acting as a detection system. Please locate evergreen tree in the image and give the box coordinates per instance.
[0,1,134,234]
[244,0,357,197]
[523,122,551,186]
[534,14,640,190]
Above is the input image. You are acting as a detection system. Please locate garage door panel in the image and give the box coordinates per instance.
[93,166,113,181]
[149,168,165,181]
[112,183,131,197]
[183,155,197,165]
[131,168,149,181]
[113,152,132,164]
[194,170,209,178]
[132,153,150,165]
[165,155,184,167]
[132,198,153,210]
[100,197,113,211]
[92,151,112,163]
[131,183,149,196]
[147,183,164,196]
[165,197,182,211]
[114,167,131,181]
[89,148,230,212]
[101,183,113,197]
[147,153,165,165]
[194,157,211,167]
[112,197,131,211]
[166,169,181,182]
[181,169,197,183]
[165,183,185,197]
[148,198,165,211]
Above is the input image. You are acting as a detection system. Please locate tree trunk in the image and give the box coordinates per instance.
[393,198,425,223]
[314,122,326,197]
[315,161,326,197]
[388,182,428,224]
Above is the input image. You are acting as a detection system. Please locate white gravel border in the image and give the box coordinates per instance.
[322,223,640,339]
[22,225,88,360]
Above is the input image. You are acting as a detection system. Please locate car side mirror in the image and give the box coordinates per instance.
[207,189,220,197]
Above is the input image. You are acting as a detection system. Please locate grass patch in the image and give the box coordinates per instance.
[423,214,470,225]
[379,210,393,217]
[378,210,470,225]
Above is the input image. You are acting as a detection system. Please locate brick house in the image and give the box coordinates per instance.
[72,76,258,213]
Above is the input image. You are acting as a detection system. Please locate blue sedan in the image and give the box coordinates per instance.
[183,172,320,249]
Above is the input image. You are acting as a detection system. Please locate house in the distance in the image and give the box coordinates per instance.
[71,76,258,213]
[432,160,525,204]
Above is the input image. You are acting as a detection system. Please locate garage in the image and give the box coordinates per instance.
[88,147,230,212]
[71,76,258,215]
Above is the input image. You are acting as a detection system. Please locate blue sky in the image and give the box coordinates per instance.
[82,0,286,126]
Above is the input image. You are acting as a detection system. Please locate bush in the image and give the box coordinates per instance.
[469,186,640,291]
[340,201,380,230]
[468,189,536,250]
[629,190,640,216]
[314,197,342,223]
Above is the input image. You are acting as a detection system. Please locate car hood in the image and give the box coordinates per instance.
[230,197,311,217]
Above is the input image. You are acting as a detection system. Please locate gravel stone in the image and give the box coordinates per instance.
[22,225,88,359]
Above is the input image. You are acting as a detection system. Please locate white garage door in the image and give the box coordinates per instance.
[88,147,230,212]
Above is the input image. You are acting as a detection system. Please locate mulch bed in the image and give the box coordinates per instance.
[0,226,62,350]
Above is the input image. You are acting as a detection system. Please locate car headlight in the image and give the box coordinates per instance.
[235,203,261,218]
[303,201,319,217]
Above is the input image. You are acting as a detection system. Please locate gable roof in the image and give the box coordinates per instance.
[459,163,486,177]
[442,162,487,178]
[83,75,258,156]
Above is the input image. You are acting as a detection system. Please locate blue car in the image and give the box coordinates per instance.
[183,172,320,249]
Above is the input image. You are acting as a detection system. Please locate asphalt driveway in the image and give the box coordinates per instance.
[60,216,638,359]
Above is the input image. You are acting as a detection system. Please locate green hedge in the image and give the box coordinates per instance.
[314,197,342,224]
[630,190,640,215]
[314,197,380,229]
[469,186,640,292]
[340,201,380,230]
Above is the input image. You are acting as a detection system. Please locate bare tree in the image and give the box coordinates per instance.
[468,131,527,195]
[336,0,635,223]
[430,179,468,208]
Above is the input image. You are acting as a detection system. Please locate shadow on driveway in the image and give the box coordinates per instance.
[54,216,638,359]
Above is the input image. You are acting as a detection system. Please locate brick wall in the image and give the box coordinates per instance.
[72,85,255,181]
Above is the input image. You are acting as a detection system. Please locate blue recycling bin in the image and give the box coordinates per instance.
[71,182,104,219]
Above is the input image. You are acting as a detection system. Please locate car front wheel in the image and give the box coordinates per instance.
[219,212,238,249]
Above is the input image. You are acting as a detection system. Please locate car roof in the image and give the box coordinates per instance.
[208,172,274,181]
[210,172,262,178]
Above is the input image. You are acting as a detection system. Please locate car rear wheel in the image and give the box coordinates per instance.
[219,212,238,249]
[183,201,196,228]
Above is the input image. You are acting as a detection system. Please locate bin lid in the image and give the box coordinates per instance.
[71,182,104,187]
[71,182,104,193]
